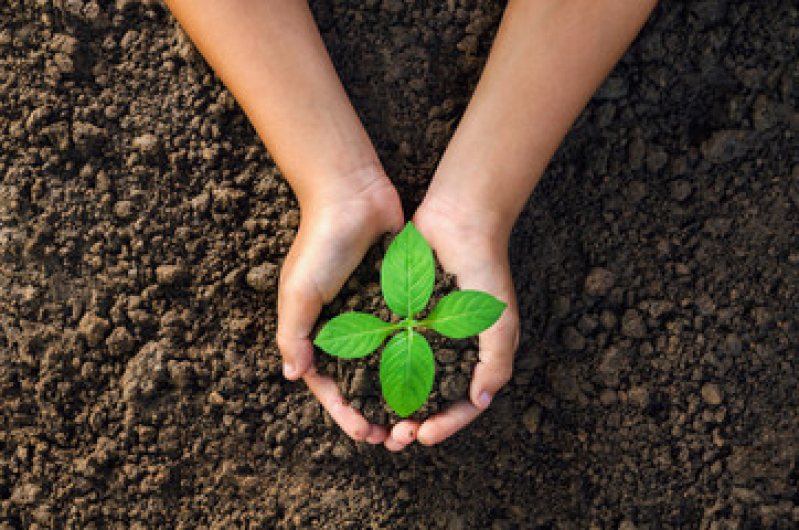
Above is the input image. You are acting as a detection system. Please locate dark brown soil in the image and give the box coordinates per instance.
[1,1,796,528]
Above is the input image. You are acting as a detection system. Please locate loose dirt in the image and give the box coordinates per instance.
[0,1,796,528]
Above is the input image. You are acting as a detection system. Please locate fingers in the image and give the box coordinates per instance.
[469,307,519,410]
[303,368,374,442]
[417,401,482,446]
[365,425,389,445]
[384,420,421,452]
[276,276,322,380]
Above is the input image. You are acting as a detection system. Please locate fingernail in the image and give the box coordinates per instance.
[478,391,493,409]
[283,362,296,379]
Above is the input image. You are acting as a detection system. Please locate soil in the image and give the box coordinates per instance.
[315,244,477,423]
[0,1,796,529]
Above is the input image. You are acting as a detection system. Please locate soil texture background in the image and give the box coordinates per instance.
[0,1,796,528]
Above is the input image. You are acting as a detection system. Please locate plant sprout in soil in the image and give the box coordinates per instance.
[313,222,506,417]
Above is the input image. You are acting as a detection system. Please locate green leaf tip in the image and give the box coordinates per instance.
[420,290,506,339]
[379,329,435,417]
[380,222,435,318]
[313,312,396,359]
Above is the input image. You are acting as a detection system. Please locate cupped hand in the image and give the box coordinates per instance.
[383,197,520,451]
[276,174,403,445]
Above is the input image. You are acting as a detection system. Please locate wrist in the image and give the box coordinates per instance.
[415,189,512,256]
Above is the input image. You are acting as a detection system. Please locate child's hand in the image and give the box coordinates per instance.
[383,197,520,451]
[276,175,403,444]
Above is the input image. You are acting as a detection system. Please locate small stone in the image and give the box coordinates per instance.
[618,520,637,530]
[208,391,225,405]
[723,334,742,356]
[670,180,692,202]
[113,200,135,219]
[440,373,469,401]
[246,262,278,292]
[522,404,542,434]
[621,309,647,339]
[72,122,105,151]
[191,192,210,213]
[435,349,458,364]
[597,346,627,388]
[132,134,159,154]
[599,389,618,406]
[10,482,43,504]
[552,296,571,319]
[562,326,586,351]
[167,362,193,390]
[584,268,616,297]
[701,383,723,406]
[120,340,171,401]
[599,310,618,330]
[155,264,187,285]
[106,326,135,355]
[628,386,650,408]
[596,76,628,100]
[279,209,300,229]
[78,312,110,347]
[701,129,749,164]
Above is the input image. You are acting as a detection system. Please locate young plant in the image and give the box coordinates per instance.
[313,222,506,417]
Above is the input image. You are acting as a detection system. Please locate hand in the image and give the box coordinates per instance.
[383,196,520,451]
[276,172,403,444]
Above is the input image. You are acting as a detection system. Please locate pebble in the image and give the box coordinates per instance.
[599,310,618,330]
[628,386,650,408]
[168,361,195,389]
[701,383,723,406]
[132,133,159,154]
[522,404,542,434]
[562,326,586,351]
[155,264,187,285]
[121,340,171,402]
[113,200,135,219]
[670,180,693,202]
[621,309,647,339]
[435,348,458,364]
[599,389,618,406]
[246,262,277,292]
[106,326,135,356]
[439,373,469,401]
[584,267,616,297]
[78,312,110,347]
[701,129,749,164]
[72,122,105,151]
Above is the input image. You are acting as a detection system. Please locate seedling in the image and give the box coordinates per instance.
[313,222,506,417]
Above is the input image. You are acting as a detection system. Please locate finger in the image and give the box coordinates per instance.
[384,437,406,452]
[365,425,388,445]
[384,420,421,452]
[276,275,323,380]
[303,369,372,441]
[470,309,519,410]
[416,401,482,446]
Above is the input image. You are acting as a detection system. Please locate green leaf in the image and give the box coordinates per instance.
[379,329,435,417]
[380,222,435,318]
[420,290,506,339]
[313,312,396,359]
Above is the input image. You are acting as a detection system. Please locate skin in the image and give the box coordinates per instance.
[165,0,657,451]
